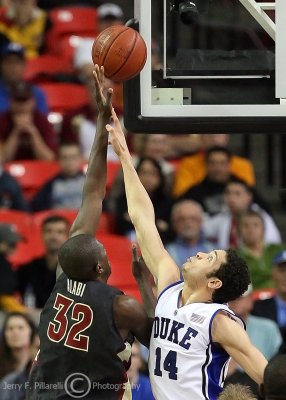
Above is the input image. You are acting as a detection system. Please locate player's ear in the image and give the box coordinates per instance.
[96,262,103,274]
[207,278,222,290]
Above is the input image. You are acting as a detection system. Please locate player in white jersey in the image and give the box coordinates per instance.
[106,111,268,400]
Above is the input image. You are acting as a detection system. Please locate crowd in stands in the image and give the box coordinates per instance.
[0,1,285,399]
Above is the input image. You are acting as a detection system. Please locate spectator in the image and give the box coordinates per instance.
[97,3,124,32]
[165,199,213,271]
[229,285,282,361]
[0,81,57,162]
[132,133,175,189]
[227,285,282,396]
[0,143,29,211]
[260,354,286,400]
[127,340,155,400]
[107,133,175,213]
[0,330,39,400]
[30,142,85,211]
[237,210,285,289]
[0,312,36,380]
[0,224,26,315]
[203,181,281,250]
[219,384,256,400]
[17,215,70,309]
[252,250,286,348]
[179,146,238,216]
[173,134,255,197]
[38,0,100,9]
[112,156,173,242]
[0,42,48,114]
[0,0,50,58]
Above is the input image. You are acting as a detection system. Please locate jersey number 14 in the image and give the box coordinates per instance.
[47,293,93,352]
[154,347,178,380]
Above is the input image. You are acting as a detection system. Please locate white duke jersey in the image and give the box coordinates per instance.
[149,281,244,400]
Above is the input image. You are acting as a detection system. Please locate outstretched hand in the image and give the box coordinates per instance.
[106,108,128,157]
[132,243,151,282]
[92,64,113,118]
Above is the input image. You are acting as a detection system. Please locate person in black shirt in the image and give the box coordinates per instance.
[0,223,27,314]
[26,66,152,400]
[17,215,70,308]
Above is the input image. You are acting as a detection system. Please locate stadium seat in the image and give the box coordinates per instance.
[24,55,74,83]
[97,233,137,289]
[122,286,142,303]
[48,35,84,65]
[82,161,121,193]
[252,288,275,301]
[46,7,98,52]
[39,83,90,114]
[0,210,32,238]
[0,210,35,267]
[5,160,60,200]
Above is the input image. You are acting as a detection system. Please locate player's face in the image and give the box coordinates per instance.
[181,250,227,283]
[5,316,32,350]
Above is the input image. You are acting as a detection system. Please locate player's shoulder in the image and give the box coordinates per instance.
[157,280,184,303]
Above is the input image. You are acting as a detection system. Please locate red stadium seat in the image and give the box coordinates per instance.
[97,233,137,289]
[24,55,74,83]
[48,35,84,64]
[0,210,35,267]
[46,7,98,52]
[5,160,60,200]
[122,286,142,303]
[252,288,275,301]
[39,83,89,114]
[82,161,121,193]
[0,210,32,238]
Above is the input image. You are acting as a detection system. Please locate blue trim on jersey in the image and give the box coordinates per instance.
[157,280,183,303]
[201,309,234,399]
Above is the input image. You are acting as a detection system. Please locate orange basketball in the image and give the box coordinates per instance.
[91,25,147,82]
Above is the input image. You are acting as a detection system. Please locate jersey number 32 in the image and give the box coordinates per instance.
[47,293,93,352]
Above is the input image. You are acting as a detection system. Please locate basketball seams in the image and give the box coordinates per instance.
[92,26,147,82]
[92,26,129,66]
[107,30,138,80]
[101,26,130,69]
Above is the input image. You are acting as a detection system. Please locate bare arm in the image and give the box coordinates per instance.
[27,126,55,160]
[113,294,153,348]
[132,244,156,318]
[212,313,267,384]
[106,111,180,294]
[69,65,112,238]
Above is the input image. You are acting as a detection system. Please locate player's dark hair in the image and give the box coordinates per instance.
[207,248,250,303]
[58,234,102,281]
[0,312,36,378]
[264,354,286,399]
[41,215,70,230]
[206,146,232,162]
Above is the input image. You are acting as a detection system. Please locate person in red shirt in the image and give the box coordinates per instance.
[0,81,57,162]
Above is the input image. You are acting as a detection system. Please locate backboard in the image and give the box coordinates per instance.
[124,0,286,133]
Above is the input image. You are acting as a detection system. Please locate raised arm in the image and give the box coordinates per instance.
[106,111,180,294]
[212,313,268,384]
[69,65,112,238]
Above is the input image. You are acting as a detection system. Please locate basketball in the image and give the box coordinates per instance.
[91,25,147,82]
